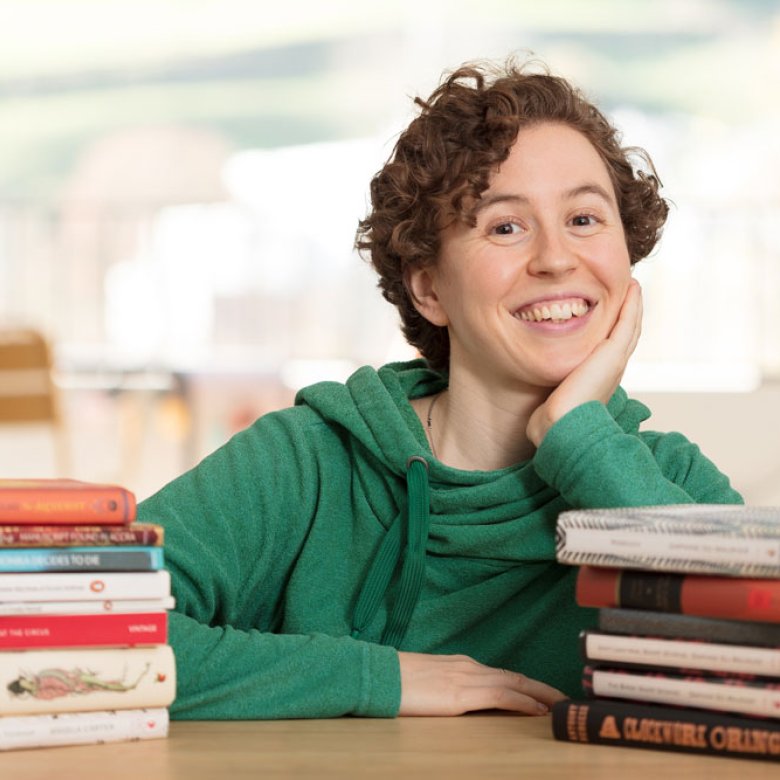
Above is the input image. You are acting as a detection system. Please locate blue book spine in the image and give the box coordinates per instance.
[0,546,164,572]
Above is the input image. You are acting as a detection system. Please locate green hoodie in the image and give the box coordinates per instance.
[137,360,742,720]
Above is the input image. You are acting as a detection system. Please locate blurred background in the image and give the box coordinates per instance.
[0,0,778,502]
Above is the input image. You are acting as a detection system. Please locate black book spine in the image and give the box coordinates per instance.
[598,608,780,647]
[552,698,780,762]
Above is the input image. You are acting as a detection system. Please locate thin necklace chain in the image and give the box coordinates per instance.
[426,392,443,459]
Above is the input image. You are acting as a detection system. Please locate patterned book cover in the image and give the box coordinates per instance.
[0,707,169,751]
[0,645,176,715]
[556,504,780,577]
[583,665,780,719]
[0,524,164,548]
[0,546,164,573]
[0,480,136,525]
[0,570,171,602]
[552,698,780,762]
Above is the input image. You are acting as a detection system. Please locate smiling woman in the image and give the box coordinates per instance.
[136,57,743,723]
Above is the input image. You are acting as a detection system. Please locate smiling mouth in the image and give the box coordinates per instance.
[515,298,591,323]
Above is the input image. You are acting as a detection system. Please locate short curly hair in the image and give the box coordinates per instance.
[355,59,669,373]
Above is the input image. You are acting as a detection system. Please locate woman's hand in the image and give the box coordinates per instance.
[397,651,566,716]
[526,279,643,447]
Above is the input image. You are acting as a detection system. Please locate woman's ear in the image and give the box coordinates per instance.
[404,265,449,327]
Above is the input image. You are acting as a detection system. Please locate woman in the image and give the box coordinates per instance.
[138,60,742,720]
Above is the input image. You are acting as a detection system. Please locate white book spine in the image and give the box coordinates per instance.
[0,597,175,616]
[0,707,169,750]
[591,670,780,719]
[585,633,780,677]
[564,527,780,566]
[0,571,171,602]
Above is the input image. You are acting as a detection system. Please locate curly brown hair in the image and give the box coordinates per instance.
[355,59,669,373]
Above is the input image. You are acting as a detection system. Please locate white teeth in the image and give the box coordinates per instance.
[517,299,590,322]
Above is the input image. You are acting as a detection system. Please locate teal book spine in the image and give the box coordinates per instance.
[0,547,164,572]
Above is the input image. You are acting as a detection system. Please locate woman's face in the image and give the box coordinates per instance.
[409,121,632,391]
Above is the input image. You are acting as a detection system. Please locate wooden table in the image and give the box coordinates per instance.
[3,714,774,779]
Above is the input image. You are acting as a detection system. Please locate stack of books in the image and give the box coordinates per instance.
[551,503,780,764]
[0,479,176,751]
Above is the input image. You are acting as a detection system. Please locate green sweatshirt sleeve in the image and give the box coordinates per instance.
[138,411,401,720]
[533,400,743,508]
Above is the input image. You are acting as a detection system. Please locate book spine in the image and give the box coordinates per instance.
[557,523,780,577]
[0,546,164,572]
[0,524,164,547]
[0,612,168,649]
[580,630,780,677]
[0,570,172,602]
[597,608,780,647]
[0,597,175,616]
[0,484,136,524]
[0,645,176,715]
[552,698,780,762]
[0,707,169,751]
[576,567,780,623]
[583,665,780,719]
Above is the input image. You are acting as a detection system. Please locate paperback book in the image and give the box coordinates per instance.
[580,629,780,678]
[556,504,780,577]
[552,698,780,762]
[0,480,136,525]
[0,645,176,716]
[0,612,168,650]
[0,707,169,751]
[0,524,164,548]
[0,597,175,616]
[582,665,780,720]
[0,546,164,573]
[0,570,171,603]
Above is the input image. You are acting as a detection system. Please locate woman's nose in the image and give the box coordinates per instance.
[526,229,578,277]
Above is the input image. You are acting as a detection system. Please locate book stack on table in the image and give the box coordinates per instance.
[551,504,780,763]
[0,479,176,751]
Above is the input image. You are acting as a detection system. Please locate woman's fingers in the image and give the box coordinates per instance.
[398,651,566,717]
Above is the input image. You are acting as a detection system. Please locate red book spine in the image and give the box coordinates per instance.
[0,524,164,547]
[576,566,780,623]
[0,612,167,649]
[0,480,136,525]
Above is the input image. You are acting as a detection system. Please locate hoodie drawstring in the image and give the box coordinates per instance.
[350,456,431,648]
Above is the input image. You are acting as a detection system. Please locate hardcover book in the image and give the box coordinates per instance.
[582,665,780,720]
[556,504,780,577]
[0,546,164,573]
[552,698,780,762]
[0,523,164,548]
[0,479,136,525]
[576,566,780,623]
[598,608,780,648]
[580,630,780,678]
[0,707,169,751]
[0,570,171,602]
[0,645,176,715]
[0,612,168,650]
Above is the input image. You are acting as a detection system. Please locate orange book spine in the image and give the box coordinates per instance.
[576,566,780,623]
[0,480,136,525]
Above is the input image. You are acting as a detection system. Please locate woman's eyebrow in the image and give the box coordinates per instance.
[472,182,616,216]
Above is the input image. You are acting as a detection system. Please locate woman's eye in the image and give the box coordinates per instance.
[491,221,521,236]
[572,214,598,228]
